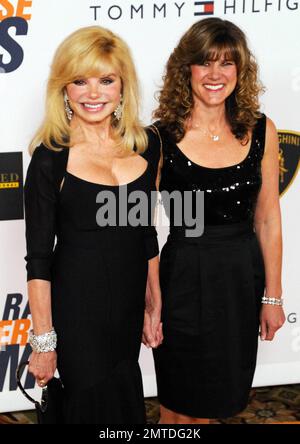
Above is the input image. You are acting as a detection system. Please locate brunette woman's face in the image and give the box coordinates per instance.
[65,70,122,125]
[190,56,237,108]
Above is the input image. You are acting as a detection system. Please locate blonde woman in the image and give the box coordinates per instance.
[24,26,162,424]
[151,18,285,423]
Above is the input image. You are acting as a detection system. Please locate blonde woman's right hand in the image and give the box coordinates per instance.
[28,350,57,387]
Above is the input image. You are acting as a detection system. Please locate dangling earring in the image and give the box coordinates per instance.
[64,91,73,121]
[113,95,123,121]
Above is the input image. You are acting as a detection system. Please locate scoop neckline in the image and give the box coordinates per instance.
[173,135,255,171]
[66,161,149,188]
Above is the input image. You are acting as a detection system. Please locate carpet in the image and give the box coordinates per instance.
[1,384,299,424]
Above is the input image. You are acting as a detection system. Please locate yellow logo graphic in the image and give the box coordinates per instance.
[0,173,20,189]
[277,131,300,197]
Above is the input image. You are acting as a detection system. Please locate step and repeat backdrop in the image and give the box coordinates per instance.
[0,0,299,412]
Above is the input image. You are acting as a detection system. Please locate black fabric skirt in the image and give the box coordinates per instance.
[153,222,265,419]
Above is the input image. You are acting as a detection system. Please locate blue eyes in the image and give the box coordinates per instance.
[73,80,85,86]
[101,78,114,85]
[73,78,114,86]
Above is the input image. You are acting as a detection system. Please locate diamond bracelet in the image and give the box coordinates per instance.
[261,296,283,306]
[28,328,57,353]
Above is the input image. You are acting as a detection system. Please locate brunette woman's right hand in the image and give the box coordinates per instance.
[28,350,57,387]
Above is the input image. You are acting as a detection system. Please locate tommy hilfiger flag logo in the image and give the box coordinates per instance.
[194,1,214,16]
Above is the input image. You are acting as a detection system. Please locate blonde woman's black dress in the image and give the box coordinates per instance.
[152,115,266,418]
[24,130,160,424]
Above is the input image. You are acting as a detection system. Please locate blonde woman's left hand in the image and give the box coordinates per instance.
[142,308,163,349]
[143,255,163,348]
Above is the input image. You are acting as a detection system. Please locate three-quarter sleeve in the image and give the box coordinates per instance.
[142,126,162,260]
[143,225,159,260]
[143,125,161,179]
[24,145,57,281]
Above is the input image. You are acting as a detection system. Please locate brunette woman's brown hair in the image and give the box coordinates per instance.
[153,18,265,144]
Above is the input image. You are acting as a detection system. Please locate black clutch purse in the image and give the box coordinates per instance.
[16,361,65,424]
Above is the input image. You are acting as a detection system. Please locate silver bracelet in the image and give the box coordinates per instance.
[261,296,283,306]
[28,328,57,353]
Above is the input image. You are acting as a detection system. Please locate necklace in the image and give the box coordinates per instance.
[189,119,221,142]
[195,125,220,141]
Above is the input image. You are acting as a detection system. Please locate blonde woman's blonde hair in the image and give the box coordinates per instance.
[30,26,147,154]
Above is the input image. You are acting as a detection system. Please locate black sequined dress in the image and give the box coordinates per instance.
[152,115,266,418]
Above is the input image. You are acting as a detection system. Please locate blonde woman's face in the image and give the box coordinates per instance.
[190,57,237,108]
[66,71,122,125]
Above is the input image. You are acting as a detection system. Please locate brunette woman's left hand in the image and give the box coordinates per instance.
[260,304,286,341]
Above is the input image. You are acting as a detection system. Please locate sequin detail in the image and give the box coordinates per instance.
[158,115,266,225]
